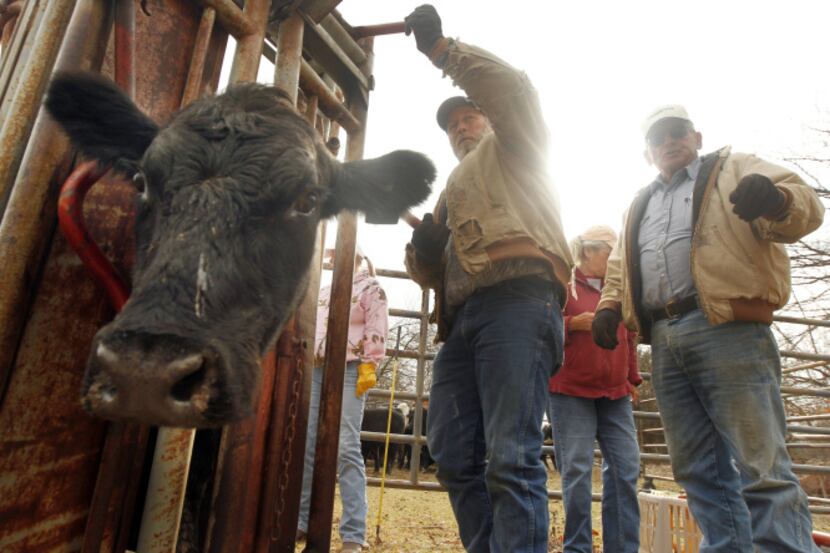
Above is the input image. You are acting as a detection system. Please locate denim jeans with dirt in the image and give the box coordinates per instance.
[428,276,564,553]
[651,309,818,553]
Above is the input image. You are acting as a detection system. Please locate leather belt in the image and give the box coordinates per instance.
[650,295,699,322]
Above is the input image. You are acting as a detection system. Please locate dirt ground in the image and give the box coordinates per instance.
[297,464,830,553]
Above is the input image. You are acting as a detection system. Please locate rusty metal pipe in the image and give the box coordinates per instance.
[113,0,134,96]
[0,0,76,214]
[193,0,254,38]
[135,428,196,552]
[0,0,38,108]
[273,12,303,104]
[0,0,107,410]
[320,14,366,66]
[228,0,270,83]
[303,12,368,92]
[181,7,215,105]
[299,58,360,134]
[350,21,406,39]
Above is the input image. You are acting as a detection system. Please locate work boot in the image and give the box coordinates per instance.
[339,542,363,552]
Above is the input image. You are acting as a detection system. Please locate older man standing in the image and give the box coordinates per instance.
[592,105,824,552]
[403,5,571,552]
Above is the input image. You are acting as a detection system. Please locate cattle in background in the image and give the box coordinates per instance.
[400,406,433,471]
[44,72,435,428]
[360,407,405,474]
[541,421,556,471]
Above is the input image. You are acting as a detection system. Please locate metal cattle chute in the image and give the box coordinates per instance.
[0,1,402,551]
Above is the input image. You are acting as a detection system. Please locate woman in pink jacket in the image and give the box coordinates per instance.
[297,247,388,553]
[548,226,642,553]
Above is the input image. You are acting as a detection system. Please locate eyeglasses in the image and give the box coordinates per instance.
[646,123,693,147]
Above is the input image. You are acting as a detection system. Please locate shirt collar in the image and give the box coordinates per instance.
[653,155,701,188]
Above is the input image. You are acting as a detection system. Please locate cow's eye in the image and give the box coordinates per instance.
[292,191,319,216]
[132,172,146,193]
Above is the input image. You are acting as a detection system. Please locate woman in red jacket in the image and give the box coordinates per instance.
[548,225,642,553]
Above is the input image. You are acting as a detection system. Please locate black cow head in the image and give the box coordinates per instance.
[45,72,434,428]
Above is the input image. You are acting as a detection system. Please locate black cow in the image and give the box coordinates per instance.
[44,72,434,428]
[400,407,433,471]
[541,421,557,471]
[360,407,405,474]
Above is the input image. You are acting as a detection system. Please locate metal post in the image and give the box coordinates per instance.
[305,35,373,553]
[0,0,77,213]
[228,0,270,83]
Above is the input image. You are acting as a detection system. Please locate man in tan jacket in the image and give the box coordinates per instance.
[402,5,572,552]
[593,104,824,552]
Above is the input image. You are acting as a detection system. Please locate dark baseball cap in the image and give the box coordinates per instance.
[436,96,480,131]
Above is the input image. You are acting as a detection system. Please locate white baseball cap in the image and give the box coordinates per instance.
[641,104,692,137]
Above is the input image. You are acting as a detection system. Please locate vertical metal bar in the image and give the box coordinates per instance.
[228,0,270,83]
[272,12,303,100]
[136,428,196,552]
[113,0,134,96]
[409,288,430,483]
[305,34,374,553]
[0,0,40,112]
[0,0,108,406]
[0,0,77,214]
[181,7,216,105]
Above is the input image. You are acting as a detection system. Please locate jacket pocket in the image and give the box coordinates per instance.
[455,217,483,252]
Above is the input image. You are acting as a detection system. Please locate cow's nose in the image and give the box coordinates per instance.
[83,340,219,427]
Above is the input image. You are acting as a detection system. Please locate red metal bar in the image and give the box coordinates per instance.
[814,531,830,546]
[113,0,134,96]
[350,21,405,39]
[57,160,129,311]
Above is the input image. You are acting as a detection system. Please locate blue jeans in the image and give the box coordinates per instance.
[651,309,818,553]
[298,362,367,545]
[428,276,564,553]
[548,394,641,553]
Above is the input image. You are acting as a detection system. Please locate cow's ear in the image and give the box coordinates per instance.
[323,150,435,220]
[45,71,159,174]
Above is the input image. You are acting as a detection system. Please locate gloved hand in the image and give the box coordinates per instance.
[729,174,787,222]
[404,4,444,56]
[356,362,377,397]
[592,308,622,350]
[411,213,450,262]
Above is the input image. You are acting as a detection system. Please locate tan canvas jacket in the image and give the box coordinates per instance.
[405,39,573,338]
[598,146,824,343]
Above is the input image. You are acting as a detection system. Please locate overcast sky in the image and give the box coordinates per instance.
[224,1,830,309]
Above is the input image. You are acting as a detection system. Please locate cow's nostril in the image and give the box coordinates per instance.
[169,355,208,403]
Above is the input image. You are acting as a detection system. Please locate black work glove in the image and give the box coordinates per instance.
[404,4,444,56]
[729,174,787,222]
[592,308,622,350]
[411,213,449,262]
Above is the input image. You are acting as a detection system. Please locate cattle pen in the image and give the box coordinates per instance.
[1,2,829,553]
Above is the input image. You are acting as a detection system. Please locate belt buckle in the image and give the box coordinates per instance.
[664,298,680,320]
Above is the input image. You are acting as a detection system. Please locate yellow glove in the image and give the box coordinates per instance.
[356,362,377,397]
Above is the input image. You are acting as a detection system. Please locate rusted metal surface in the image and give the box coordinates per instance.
[319,14,366,66]
[0,0,40,117]
[350,21,406,39]
[0,0,24,54]
[299,58,359,134]
[0,0,76,213]
[1,2,213,551]
[228,0,271,83]
[273,12,303,101]
[194,0,255,38]
[113,0,134,96]
[298,0,341,24]
[205,352,276,553]
[136,428,196,552]
[306,39,372,553]
[302,12,368,91]
[258,22,309,552]
[182,6,216,104]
